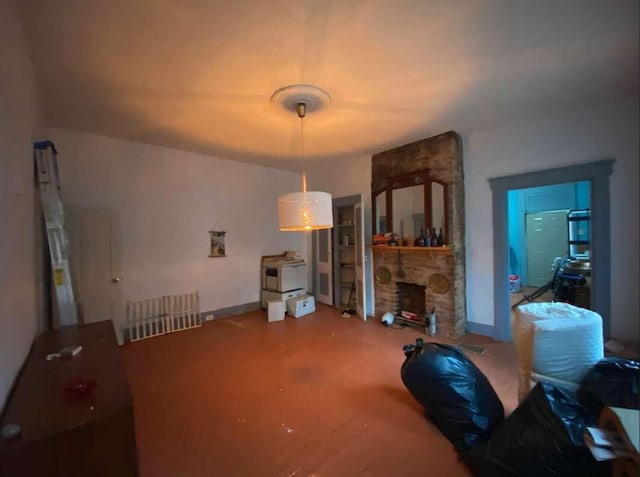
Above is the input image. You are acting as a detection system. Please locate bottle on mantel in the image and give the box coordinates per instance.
[424,228,432,247]
[437,228,444,247]
[431,228,438,246]
[417,228,425,247]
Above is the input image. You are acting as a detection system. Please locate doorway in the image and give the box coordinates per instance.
[508,181,593,316]
[491,160,613,341]
[312,194,367,320]
[509,181,591,287]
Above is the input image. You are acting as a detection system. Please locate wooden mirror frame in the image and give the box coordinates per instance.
[430,178,450,244]
[372,170,450,245]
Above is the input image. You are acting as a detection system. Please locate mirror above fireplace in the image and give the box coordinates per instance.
[392,184,424,238]
[372,170,449,245]
[375,189,387,234]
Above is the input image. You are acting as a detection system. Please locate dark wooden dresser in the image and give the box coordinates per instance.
[0,321,138,476]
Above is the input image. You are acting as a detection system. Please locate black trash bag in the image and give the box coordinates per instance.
[578,357,640,411]
[400,339,504,451]
[463,382,611,477]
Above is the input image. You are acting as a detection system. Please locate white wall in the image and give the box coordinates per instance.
[465,97,639,339]
[306,155,372,201]
[0,0,44,410]
[48,129,307,318]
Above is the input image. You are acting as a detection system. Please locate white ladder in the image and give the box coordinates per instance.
[34,141,78,327]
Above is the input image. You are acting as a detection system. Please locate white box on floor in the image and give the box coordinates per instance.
[267,300,286,322]
[260,288,305,308]
[286,295,315,318]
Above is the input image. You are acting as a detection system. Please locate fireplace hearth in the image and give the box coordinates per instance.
[397,282,426,322]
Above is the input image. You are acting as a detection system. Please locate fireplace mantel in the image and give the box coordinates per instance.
[370,245,454,254]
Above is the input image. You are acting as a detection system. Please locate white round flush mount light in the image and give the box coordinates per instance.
[271,84,331,115]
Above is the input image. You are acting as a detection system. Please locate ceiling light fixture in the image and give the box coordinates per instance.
[273,85,333,231]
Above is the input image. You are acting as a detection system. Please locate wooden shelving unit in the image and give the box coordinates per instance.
[337,207,356,308]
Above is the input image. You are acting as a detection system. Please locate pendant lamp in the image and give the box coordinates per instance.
[273,85,333,231]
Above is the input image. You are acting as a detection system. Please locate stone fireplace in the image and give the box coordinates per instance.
[371,131,465,338]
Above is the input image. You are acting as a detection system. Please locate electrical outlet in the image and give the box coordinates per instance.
[205,314,214,321]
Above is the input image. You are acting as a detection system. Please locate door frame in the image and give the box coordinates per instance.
[354,201,367,320]
[331,194,363,307]
[490,160,613,341]
[312,194,362,306]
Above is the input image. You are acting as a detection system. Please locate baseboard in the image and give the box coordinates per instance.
[202,301,262,320]
[465,321,495,338]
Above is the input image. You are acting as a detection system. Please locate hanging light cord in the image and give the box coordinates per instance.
[296,102,307,193]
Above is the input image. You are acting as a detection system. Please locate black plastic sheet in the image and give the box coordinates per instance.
[400,339,504,451]
[463,382,610,477]
[578,357,640,411]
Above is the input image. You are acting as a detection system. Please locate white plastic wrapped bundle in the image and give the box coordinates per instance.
[529,371,580,393]
[513,302,603,402]
[532,311,603,382]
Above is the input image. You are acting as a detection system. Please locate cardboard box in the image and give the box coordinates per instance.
[286,295,316,318]
[267,300,285,322]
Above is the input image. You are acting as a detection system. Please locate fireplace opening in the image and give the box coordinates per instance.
[396,282,426,323]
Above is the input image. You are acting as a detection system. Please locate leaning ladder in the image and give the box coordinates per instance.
[34,141,78,327]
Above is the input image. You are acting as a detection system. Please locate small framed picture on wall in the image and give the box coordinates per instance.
[209,228,226,257]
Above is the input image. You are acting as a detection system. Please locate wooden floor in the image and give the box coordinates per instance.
[122,304,518,477]
[510,285,554,308]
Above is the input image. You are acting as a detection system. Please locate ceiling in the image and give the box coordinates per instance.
[19,0,639,171]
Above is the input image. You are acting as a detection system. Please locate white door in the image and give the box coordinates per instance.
[67,210,123,343]
[526,210,569,287]
[354,202,367,320]
[315,228,333,305]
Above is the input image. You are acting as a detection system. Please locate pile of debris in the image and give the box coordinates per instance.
[401,338,639,476]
